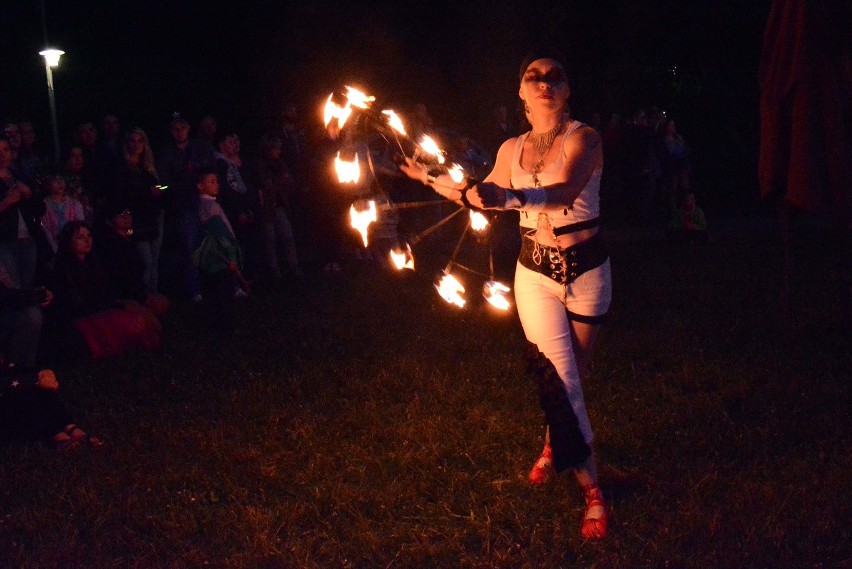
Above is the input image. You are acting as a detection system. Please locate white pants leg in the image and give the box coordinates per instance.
[514,258,612,444]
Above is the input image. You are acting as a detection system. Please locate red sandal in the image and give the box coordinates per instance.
[581,484,608,539]
[528,442,555,485]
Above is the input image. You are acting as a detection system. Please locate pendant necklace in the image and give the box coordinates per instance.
[527,118,564,187]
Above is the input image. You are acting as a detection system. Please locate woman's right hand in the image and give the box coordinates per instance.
[399,157,427,183]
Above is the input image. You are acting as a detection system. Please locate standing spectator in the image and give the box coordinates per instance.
[156,113,213,302]
[62,146,95,223]
[250,133,302,281]
[193,169,243,338]
[0,136,45,289]
[657,118,691,217]
[279,104,307,180]
[17,121,45,186]
[119,128,165,295]
[91,115,124,199]
[621,109,659,225]
[196,115,218,157]
[214,131,264,281]
[0,263,51,367]
[73,121,99,166]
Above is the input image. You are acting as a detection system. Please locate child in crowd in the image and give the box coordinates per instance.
[192,168,244,337]
[42,173,85,253]
[667,192,708,244]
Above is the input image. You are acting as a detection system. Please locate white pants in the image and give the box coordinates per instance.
[514,258,612,444]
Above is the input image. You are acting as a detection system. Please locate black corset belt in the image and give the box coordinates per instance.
[518,232,608,286]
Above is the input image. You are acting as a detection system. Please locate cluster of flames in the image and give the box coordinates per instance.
[323,86,511,311]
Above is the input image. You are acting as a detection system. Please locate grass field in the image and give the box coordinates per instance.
[1,216,849,568]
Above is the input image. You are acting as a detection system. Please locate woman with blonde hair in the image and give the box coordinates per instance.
[119,128,165,294]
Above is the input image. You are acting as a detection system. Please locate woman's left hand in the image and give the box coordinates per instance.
[473,182,508,210]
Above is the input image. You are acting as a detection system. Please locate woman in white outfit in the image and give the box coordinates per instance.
[402,49,611,539]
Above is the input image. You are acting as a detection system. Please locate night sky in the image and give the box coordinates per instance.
[3,0,771,210]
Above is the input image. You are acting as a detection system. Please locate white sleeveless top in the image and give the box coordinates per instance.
[510,119,602,230]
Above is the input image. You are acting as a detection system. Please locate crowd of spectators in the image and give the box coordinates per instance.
[1,105,400,449]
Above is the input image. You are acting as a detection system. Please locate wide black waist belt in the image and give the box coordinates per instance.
[518,232,608,286]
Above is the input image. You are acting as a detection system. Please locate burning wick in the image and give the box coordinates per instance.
[448,163,465,184]
[323,94,353,129]
[335,152,361,184]
[344,86,376,109]
[469,210,489,232]
[382,110,406,135]
[389,243,415,270]
[435,271,466,307]
[350,200,377,247]
[483,281,511,311]
[418,135,446,165]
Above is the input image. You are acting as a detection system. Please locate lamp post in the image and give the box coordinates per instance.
[39,48,64,163]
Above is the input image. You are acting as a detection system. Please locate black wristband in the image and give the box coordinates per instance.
[508,189,527,208]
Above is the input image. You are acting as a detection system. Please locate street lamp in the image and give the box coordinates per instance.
[39,48,64,163]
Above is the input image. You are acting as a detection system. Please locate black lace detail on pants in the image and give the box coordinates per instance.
[525,341,591,472]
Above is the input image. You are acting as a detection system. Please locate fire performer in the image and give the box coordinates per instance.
[401,49,611,539]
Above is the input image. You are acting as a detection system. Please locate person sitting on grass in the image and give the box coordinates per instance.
[47,221,160,361]
[0,357,102,450]
[666,191,708,244]
[95,199,169,318]
[192,168,245,338]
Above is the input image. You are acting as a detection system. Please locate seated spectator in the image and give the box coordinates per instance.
[42,172,85,254]
[193,169,244,338]
[0,359,101,450]
[249,133,302,281]
[48,221,160,361]
[0,263,51,367]
[95,199,169,318]
[667,192,708,244]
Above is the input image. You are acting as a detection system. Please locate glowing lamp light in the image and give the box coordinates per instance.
[350,200,377,247]
[483,281,511,311]
[469,211,489,232]
[344,86,375,109]
[39,49,64,67]
[381,110,406,135]
[435,272,466,308]
[418,135,446,165]
[334,151,360,183]
[389,243,415,270]
[448,163,465,184]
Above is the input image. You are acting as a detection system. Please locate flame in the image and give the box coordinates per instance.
[418,135,446,165]
[448,163,465,184]
[349,200,377,247]
[389,243,414,270]
[344,86,375,109]
[382,110,406,135]
[435,272,466,307]
[323,94,353,129]
[469,210,489,232]
[483,281,511,311]
[334,152,360,184]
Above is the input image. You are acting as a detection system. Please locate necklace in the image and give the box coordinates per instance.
[527,118,564,187]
